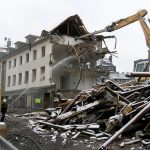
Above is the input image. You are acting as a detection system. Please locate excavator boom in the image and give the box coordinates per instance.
[106,9,148,31]
[78,9,148,39]
[138,17,150,48]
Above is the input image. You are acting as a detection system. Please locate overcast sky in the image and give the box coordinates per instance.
[0,0,150,72]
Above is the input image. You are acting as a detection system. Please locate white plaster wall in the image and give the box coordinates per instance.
[5,35,92,92]
[5,40,53,91]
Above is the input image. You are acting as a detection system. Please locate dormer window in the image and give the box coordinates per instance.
[25,34,39,44]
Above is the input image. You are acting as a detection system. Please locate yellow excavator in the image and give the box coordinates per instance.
[79,9,150,60]
[138,16,150,59]
[104,9,150,62]
[79,9,148,38]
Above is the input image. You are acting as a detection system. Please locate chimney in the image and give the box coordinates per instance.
[7,38,11,47]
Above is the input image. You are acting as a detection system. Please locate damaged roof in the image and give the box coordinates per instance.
[50,14,88,37]
[0,15,89,62]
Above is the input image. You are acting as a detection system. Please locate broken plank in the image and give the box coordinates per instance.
[50,101,100,124]
[38,121,67,130]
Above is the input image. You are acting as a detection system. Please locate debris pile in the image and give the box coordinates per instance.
[16,80,150,149]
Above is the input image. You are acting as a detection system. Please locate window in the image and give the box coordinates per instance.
[33,50,37,60]
[24,71,29,83]
[12,75,16,86]
[41,46,45,57]
[8,61,11,69]
[136,63,144,72]
[18,73,22,85]
[19,56,23,65]
[32,69,36,82]
[13,59,16,67]
[7,76,11,87]
[145,63,149,72]
[26,53,29,63]
[40,66,45,81]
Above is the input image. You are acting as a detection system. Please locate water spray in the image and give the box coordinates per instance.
[8,55,75,108]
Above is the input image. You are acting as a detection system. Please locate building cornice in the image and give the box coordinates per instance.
[0,35,50,62]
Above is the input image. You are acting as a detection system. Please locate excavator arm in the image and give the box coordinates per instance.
[138,17,150,49]
[106,9,148,32]
[78,9,148,39]
[106,9,150,71]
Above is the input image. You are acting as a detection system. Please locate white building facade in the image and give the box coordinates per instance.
[0,15,108,112]
[2,35,85,111]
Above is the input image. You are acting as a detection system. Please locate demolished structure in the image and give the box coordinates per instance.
[16,79,150,149]
[13,9,150,150]
[2,8,150,149]
[0,15,114,111]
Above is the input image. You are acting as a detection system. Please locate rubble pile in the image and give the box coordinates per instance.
[17,80,150,149]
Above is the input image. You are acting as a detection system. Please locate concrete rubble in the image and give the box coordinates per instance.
[15,79,150,149]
